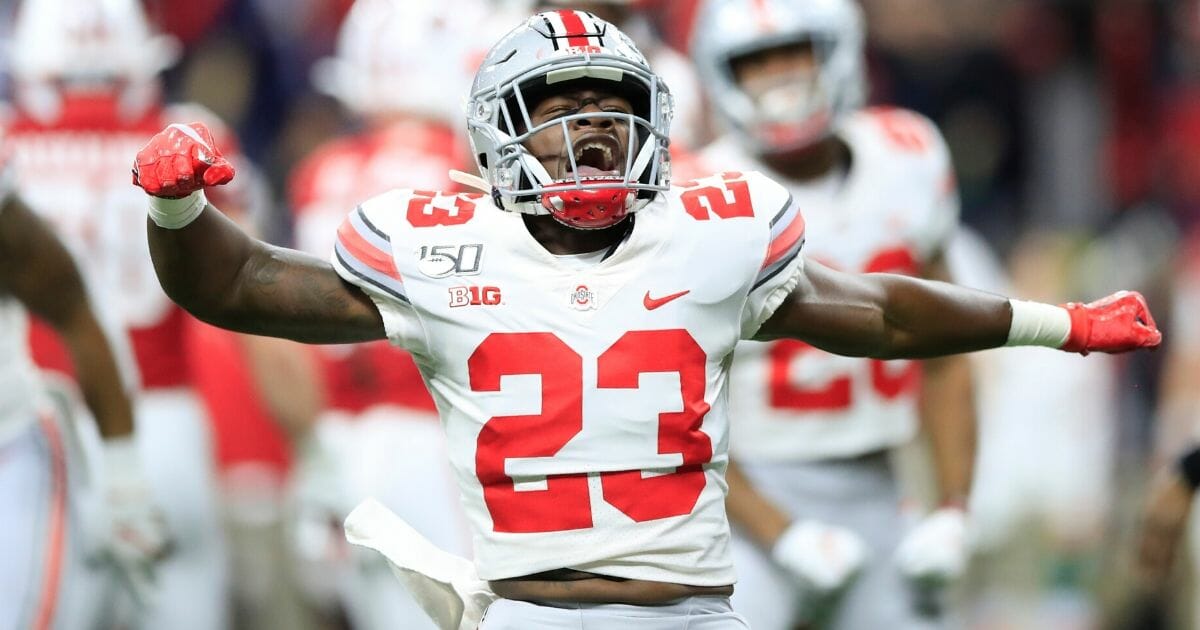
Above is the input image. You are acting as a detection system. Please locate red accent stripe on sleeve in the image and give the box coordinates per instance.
[337,219,403,282]
[557,10,591,47]
[762,212,806,270]
[33,415,67,630]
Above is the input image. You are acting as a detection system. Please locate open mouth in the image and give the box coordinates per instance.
[566,136,623,179]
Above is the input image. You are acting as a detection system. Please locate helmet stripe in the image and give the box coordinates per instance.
[555,10,595,47]
[751,0,774,32]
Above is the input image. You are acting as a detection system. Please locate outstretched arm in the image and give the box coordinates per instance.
[757,259,1160,358]
[0,194,133,439]
[148,209,384,343]
[136,123,385,344]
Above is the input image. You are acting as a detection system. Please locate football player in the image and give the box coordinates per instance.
[131,11,1160,629]
[1127,235,1200,627]
[688,1,972,627]
[286,0,496,627]
[0,175,166,629]
[5,0,248,627]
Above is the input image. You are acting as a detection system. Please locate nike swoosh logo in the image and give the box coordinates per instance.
[644,290,690,310]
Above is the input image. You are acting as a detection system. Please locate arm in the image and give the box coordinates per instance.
[917,255,976,507]
[724,458,790,549]
[238,334,324,443]
[725,459,866,593]
[149,208,384,344]
[757,258,1160,358]
[886,254,976,589]
[757,259,1009,358]
[0,194,133,438]
[136,122,385,344]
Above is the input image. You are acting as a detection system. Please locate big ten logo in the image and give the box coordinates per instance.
[676,172,754,221]
[449,285,503,308]
[406,191,483,228]
[417,244,484,278]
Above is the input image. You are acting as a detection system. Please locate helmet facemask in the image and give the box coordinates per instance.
[691,0,866,158]
[468,13,673,230]
[727,37,839,155]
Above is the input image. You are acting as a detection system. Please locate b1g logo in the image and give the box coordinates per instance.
[449,285,502,307]
[417,244,483,279]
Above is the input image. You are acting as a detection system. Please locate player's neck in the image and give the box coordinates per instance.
[761,136,849,183]
[522,214,633,256]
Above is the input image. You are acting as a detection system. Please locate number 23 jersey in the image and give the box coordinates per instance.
[331,171,805,585]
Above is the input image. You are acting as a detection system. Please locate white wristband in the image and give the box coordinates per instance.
[148,190,207,229]
[1006,299,1071,348]
[102,435,142,482]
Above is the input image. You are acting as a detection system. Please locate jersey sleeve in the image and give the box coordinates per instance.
[329,191,427,351]
[740,171,806,339]
[910,114,961,261]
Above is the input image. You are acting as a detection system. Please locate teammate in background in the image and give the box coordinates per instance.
[0,182,167,629]
[4,1,242,627]
[1127,233,1200,628]
[689,1,973,627]
[132,11,1159,629]
[285,0,497,627]
[535,0,710,150]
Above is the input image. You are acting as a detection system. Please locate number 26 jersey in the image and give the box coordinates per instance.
[331,171,805,586]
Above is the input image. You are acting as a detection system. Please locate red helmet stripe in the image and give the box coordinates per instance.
[751,0,774,32]
[556,10,593,47]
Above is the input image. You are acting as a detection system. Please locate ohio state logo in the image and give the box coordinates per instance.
[449,285,502,307]
[568,284,596,311]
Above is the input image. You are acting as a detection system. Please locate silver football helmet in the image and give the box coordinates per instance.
[691,0,866,155]
[466,10,673,230]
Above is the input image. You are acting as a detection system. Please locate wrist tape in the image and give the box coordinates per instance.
[148,190,207,229]
[1005,299,1071,348]
[103,435,141,482]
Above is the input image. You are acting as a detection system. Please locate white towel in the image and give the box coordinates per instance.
[344,498,497,630]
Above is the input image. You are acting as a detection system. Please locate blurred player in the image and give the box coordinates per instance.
[0,178,166,629]
[131,10,1159,629]
[535,0,709,149]
[287,0,499,627]
[690,1,974,627]
[1127,231,1200,628]
[3,0,247,627]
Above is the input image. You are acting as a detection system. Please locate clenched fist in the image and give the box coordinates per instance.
[132,122,235,199]
[1061,291,1162,355]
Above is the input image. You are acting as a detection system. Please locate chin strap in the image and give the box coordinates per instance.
[448,170,490,194]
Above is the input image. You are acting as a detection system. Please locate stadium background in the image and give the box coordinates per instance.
[2,0,1198,628]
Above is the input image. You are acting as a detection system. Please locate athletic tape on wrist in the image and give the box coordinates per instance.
[102,435,142,482]
[148,190,207,229]
[1178,446,1200,492]
[1005,299,1071,348]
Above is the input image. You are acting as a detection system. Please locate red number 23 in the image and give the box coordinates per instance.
[469,330,713,533]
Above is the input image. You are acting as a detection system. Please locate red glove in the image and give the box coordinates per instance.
[1061,291,1162,355]
[132,122,235,198]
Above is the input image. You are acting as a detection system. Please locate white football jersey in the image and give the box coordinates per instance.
[331,171,806,585]
[2,100,248,390]
[705,108,960,462]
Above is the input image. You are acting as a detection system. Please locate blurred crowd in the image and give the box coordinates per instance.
[3,0,1200,629]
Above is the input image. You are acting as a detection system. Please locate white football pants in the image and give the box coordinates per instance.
[0,412,109,630]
